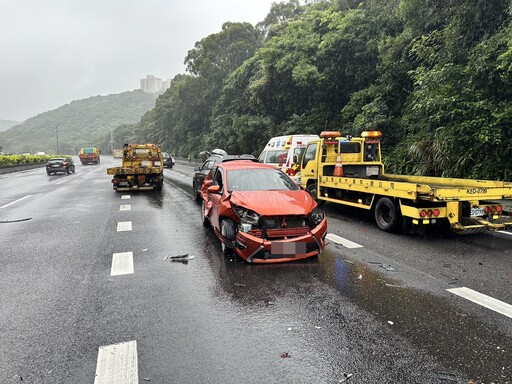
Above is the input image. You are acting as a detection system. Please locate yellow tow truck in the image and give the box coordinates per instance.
[300,131,512,234]
[107,143,164,191]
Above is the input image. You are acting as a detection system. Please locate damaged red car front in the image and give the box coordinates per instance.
[200,160,327,263]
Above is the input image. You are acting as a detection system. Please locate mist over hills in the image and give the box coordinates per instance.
[0,90,156,154]
[0,119,21,132]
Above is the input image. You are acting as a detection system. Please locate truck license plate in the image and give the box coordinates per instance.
[470,207,485,217]
[366,166,379,176]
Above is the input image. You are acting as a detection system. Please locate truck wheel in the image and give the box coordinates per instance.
[374,197,401,233]
[306,183,325,206]
[220,219,235,256]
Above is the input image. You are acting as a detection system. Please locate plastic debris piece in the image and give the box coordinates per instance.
[281,352,291,358]
[339,373,353,382]
[165,254,195,261]
[357,274,363,280]
[388,321,394,325]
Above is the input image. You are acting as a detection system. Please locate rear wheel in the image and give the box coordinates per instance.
[220,219,235,256]
[374,197,401,233]
[200,200,209,226]
[193,181,201,201]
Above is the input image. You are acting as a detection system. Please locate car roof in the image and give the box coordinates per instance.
[207,154,257,162]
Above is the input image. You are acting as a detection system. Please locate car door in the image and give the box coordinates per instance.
[208,166,225,230]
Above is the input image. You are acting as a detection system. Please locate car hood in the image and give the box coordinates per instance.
[230,190,316,216]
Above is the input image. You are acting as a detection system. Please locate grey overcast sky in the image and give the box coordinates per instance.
[0,0,278,121]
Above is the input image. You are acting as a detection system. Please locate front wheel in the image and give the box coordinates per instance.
[374,197,401,233]
[306,183,325,206]
[220,219,235,256]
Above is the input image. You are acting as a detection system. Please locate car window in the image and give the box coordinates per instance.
[227,168,299,191]
[201,160,215,170]
[212,167,224,191]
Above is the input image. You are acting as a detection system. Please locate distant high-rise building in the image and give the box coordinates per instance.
[140,75,170,94]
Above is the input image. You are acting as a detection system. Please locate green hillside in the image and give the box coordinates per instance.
[0,90,156,155]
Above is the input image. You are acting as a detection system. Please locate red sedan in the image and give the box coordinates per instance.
[200,160,327,263]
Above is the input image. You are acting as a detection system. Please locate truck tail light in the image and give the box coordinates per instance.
[496,205,503,213]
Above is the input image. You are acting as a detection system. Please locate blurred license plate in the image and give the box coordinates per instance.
[470,207,485,217]
[271,242,306,256]
[366,166,379,176]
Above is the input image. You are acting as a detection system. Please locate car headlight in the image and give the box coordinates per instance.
[232,203,260,225]
[308,207,325,227]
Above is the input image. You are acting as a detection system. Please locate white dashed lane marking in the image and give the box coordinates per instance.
[111,252,134,276]
[121,195,131,200]
[94,340,138,384]
[0,195,32,209]
[447,287,512,319]
[326,233,363,249]
[117,221,132,232]
[120,204,131,211]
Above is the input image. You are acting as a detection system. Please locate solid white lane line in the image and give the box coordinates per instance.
[447,287,512,319]
[121,195,131,200]
[0,195,32,209]
[117,221,132,232]
[120,204,131,211]
[498,230,512,236]
[55,179,70,185]
[111,252,134,276]
[94,340,138,384]
[326,233,363,249]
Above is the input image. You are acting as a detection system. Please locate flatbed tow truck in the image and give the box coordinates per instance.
[300,131,512,234]
[106,143,164,191]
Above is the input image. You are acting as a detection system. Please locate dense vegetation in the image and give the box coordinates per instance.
[0,90,156,155]
[125,0,511,180]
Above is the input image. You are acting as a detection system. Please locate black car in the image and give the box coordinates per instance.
[192,153,257,201]
[162,152,175,168]
[46,157,75,175]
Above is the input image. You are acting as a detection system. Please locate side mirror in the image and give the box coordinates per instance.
[207,185,221,194]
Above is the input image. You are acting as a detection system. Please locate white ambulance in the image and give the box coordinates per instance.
[258,134,319,184]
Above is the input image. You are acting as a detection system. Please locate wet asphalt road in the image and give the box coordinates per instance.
[0,157,511,383]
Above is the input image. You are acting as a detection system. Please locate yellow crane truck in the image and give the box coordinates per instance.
[300,131,512,234]
[106,143,164,191]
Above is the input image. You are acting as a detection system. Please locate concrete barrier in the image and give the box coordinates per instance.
[0,163,46,175]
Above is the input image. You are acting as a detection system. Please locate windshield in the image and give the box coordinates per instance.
[227,168,299,191]
[259,150,288,164]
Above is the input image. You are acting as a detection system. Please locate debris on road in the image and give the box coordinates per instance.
[164,254,195,261]
[0,217,32,223]
[339,373,353,382]
[280,352,291,358]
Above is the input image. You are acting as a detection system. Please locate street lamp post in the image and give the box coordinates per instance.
[55,122,68,154]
